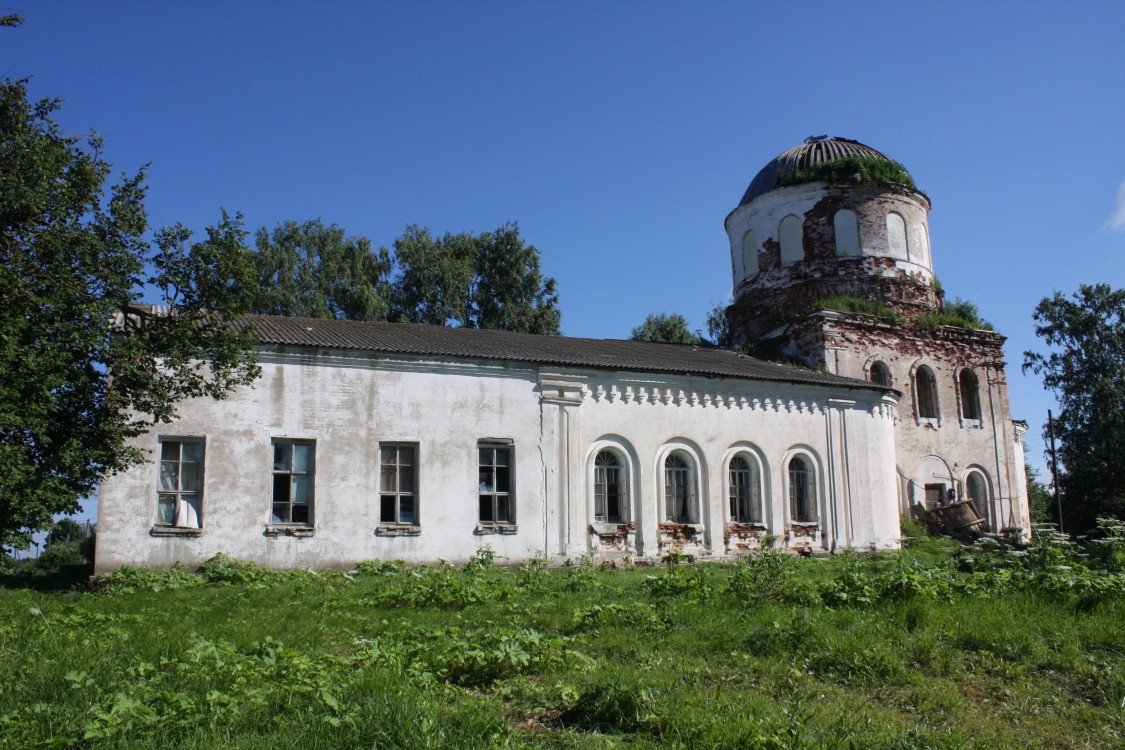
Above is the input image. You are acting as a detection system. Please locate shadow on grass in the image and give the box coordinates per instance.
[0,563,92,592]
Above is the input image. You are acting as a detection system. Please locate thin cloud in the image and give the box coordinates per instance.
[1106,180,1125,232]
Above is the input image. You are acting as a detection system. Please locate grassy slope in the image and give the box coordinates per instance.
[1,536,1123,749]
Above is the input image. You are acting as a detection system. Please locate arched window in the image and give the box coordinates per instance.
[788,456,817,523]
[886,212,908,260]
[779,215,803,264]
[959,370,981,420]
[833,209,860,257]
[914,366,939,419]
[663,453,694,523]
[965,471,988,517]
[594,450,625,523]
[869,361,892,387]
[728,454,762,524]
[741,230,759,277]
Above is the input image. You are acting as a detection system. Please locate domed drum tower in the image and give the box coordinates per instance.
[725,136,1030,534]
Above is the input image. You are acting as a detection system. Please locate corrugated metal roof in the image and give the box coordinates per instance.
[738,136,892,206]
[237,314,886,392]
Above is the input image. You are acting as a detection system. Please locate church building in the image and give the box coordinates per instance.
[94,137,1029,572]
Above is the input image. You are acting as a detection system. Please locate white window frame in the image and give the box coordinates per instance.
[379,443,419,530]
[728,452,764,525]
[594,449,627,524]
[663,451,697,524]
[478,442,515,528]
[958,368,982,425]
[155,437,205,531]
[787,453,819,524]
[270,439,315,527]
[913,364,940,424]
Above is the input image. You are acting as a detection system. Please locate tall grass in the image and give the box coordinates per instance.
[2,531,1123,748]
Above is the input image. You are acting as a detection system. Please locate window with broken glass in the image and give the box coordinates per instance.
[157,439,204,528]
[664,453,693,523]
[959,369,982,420]
[594,450,625,523]
[788,455,817,523]
[915,366,939,420]
[729,454,762,524]
[272,440,314,525]
[380,444,417,526]
[478,444,513,525]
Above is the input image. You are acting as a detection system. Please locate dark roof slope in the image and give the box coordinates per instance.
[239,314,886,392]
[739,136,893,206]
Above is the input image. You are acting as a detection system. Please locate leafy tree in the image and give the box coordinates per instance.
[1023,284,1125,530]
[0,79,260,549]
[248,219,392,320]
[706,300,733,346]
[46,518,86,547]
[391,222,561,334]
[468,223,561,335]
[1025,464,1053,526]
[631,313,702,345]
[389,225,475,326]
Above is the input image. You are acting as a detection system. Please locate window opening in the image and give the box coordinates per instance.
[272,440,314,525]
[959,370,981,420]
[729,454,761,523]
[158,439,203,528]
[869,361,892,387]
[380,444,417,525]
[663,453,693,523]
[479,445,513,524]
[789,456,817,522]
[594,450,624,523]
[915,367,939,419]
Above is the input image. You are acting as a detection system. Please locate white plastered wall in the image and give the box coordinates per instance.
[96,348,903,572]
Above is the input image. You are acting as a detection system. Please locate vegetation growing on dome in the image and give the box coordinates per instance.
[781,155,915,190]
[915,297,995,331]
[809,295,904,324]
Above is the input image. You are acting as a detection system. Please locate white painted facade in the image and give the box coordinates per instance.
[95,346,902,572]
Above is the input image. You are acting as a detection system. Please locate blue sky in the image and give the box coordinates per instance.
[5,1,1125,526]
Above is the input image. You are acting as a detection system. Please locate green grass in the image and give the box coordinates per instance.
[2,532,1124,749]
[780,155,916,191]
[810,295,905,324]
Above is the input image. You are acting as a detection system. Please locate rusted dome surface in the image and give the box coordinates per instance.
[738,136,893,206]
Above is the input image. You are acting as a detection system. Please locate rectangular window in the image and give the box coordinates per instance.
[157,439,204,528]
[478,444,513,525]
[272,439,315,525]
[380,444,417,525]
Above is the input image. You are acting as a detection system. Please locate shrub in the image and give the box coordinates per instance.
[726,547,817,605]
[781,155,916,190]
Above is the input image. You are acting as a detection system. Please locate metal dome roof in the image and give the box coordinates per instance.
[738,136,893,206]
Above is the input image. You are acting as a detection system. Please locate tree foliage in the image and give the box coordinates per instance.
[389,226,477,326]
[0,79,260,548]
[1024,284,1125,529]
[247,219,392,320]
[630,313,701,345]
[705,301,733,347]
[1025,464,1053,527]
[390,222,561,335]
